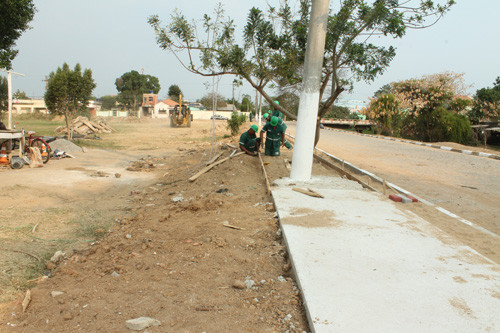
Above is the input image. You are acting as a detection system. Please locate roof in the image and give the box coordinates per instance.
[159,98,179,106]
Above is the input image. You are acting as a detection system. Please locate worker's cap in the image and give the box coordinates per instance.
[274,100,279,105]
[250,124,258,132]
[270,116,279,126]
[263,113,269,119]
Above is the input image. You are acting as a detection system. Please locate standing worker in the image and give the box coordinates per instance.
[271,100,283,119]
[260,116,285,156]
[263,113,293,150]
[239,124,260,156]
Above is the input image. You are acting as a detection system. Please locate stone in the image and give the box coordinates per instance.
[111,271,120,277]
[232,280,246,290]
[245,279,255,289]
[51,291,65,298]
[63,312,73,320]
[50,251,65,263]
[171,195,184,203]
[115,173,121,178]
[125,317,161,331]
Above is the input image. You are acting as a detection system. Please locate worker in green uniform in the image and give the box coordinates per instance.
[263,112,293,150]
[271,101,283,119]
[260,116,285,156]
[239,124,260,156]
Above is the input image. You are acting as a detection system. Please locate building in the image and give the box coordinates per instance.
[12,99,48,114]
[152,98,179,118]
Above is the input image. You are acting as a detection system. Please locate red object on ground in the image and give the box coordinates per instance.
[407,196,419,203]
[389,194,402,202]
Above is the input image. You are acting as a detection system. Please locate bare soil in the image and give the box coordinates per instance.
[0,119,312,332]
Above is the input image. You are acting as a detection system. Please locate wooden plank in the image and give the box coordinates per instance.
[307,187,325,198]
[206,152,223,166]
[188,152,244,182]
[258,152,271,194]
[292,187,323,198]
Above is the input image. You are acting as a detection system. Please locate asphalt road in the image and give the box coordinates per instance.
[287,124,500,235]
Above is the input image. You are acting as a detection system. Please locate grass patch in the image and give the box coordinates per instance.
[70,209,112,239]
[72,138,126,150]
[12,117,65,136]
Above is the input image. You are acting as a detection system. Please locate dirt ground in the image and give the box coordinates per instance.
[0,119,318,332]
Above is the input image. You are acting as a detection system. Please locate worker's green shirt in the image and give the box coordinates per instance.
[239,131,258,152]
[261,123,285,156]
[271,109,283,119]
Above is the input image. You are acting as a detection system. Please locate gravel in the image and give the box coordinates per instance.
[49,139,83,153]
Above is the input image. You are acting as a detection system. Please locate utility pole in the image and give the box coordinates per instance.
[291,0,330,181]
[0,69,25,129]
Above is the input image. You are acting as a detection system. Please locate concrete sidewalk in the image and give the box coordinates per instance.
[272,176,500,332]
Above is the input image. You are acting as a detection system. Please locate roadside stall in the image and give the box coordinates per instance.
[0,129,25,169]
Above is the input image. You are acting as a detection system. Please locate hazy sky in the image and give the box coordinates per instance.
[4,0,500,108]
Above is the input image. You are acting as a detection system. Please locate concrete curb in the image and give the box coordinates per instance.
[323,127,500,161]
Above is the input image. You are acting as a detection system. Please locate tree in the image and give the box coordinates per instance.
[168,84,182,102]
[470,77,500,123]
[365,72,472,143]
[149,0,454,145]
[115,71,160,111]
[100,95,118,110]
[0,77,7,118]
[44,63,96,139]
[324,105,356,120]
[0,0,36,69]
[13,89,29,99]
[364,93,402,136]
[198,93,227,110]
[240,94,253,112]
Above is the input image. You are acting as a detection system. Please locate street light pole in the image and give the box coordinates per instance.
[0,69,25,129]
[290,0,330,181]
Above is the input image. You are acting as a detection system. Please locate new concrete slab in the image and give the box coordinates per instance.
[272,177,500,332]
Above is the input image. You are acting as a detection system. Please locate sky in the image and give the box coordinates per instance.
[4,0,500,109]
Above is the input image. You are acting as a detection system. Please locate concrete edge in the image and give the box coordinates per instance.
[322,127,500,161]
[270,193,316,333]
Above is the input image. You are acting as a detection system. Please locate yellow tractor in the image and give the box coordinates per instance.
[169,94,192,127]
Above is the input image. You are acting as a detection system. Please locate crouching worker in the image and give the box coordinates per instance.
[239,124,261,156]
[260,116,285,156]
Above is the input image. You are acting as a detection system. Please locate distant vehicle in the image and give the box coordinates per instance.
[211,114,228,120]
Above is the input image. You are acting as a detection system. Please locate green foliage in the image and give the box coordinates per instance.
[44,63,96,139]
[365,93,403,136]
[115,70,160,111]
[324,105,356,119]
[168,84,182,102]
[0,0,36,69]
[100,95,118,110]
[240,94,253,112]
[470,77,500,123]
[227,111,247,136]
[13,89,29,99]
[0,76,7,118]
[149,0,454,125]
[198,93,227,110]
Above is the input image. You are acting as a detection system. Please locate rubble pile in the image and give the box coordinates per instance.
[55,117,114,136]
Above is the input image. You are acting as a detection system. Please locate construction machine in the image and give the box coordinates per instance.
[169,94,192,127]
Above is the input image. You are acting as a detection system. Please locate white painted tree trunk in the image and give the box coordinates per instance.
[291,0,330,181]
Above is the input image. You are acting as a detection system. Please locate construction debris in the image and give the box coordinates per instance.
[55,117,114,136]
[292,187,324,198]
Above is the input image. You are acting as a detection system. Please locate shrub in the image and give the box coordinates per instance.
[227,112,247,136]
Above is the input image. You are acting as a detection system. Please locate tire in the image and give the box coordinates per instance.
[30,138,50,164]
